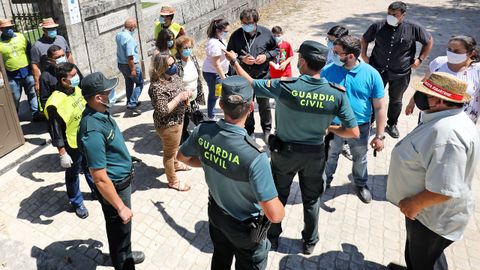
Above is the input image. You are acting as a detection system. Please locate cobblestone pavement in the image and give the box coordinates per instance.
[1,0,479,269]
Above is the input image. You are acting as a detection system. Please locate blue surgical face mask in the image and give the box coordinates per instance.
[242,23,255,33]
[181,48,192,58]
[3,28,14,38]
[274,36,283,44]
[333,54,345,66]
[159,16,166,24]
[47,29,57,39]
[165,63,178,75]
[55,56,67,64]
[327,40,334,49]
[220,31,228,40]
[167,40,174,48]
[70,74,80,88]
[130,28,136,36]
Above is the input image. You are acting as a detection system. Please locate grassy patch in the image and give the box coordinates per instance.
[142,2,158,9]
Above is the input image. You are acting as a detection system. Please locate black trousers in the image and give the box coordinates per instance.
[98,184,135,270]
[405,218,453,270]
[245,95,272,135]
[267,148,325,245]
[208,198,269,270]
[380,72,411,126]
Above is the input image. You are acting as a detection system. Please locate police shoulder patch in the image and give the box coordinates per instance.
[244,135,264,153]
[329,82,346,92]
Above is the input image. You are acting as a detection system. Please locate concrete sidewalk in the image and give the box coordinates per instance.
[1,0,479,269]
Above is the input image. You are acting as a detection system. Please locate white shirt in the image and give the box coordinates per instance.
[429,56,480,123]
[202,38,229,74]
[181,59,198,101]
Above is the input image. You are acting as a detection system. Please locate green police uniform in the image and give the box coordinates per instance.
[251,42,358,252]
[77,72,138,269]
[179,76,278,270]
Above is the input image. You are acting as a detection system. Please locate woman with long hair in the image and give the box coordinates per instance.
[155,28,175,55]
[149,53,192,191]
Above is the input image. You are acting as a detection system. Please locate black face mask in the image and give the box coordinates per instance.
[413,91,430,111]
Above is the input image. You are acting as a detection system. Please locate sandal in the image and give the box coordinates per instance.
[175,163,192,172]
[168,181,191,192]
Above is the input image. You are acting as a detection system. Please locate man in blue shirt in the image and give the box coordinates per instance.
[116,18,143,116]
[321,36,387,204]
[177,76,284,270]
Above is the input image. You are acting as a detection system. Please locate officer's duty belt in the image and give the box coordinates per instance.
[282,141,324,153]
[113,173,133,191]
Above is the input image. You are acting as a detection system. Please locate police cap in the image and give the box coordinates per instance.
[296,40,328,61]
[221,76,253,103]
[81,72,119,98]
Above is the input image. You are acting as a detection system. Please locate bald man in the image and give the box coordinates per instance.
[116,18,144,116]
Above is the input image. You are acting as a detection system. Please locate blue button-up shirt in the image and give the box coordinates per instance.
[115,29,139,65]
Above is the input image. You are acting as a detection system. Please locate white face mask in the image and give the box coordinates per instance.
[446,50,468,64]
[386,15,399,27]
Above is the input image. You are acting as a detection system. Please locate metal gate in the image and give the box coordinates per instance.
[7,0,55,43]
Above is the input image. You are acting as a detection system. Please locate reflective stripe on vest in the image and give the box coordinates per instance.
[0,33,29,71]
[44,86,86,148]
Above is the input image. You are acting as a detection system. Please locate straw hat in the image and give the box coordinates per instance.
[0,19,14,28]
[159,6,176,16]
[413,72,471,103]
[40,17,59,29]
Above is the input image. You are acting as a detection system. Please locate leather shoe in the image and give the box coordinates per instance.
[386,124,400,138]
[269,238,278,251]
[75,204,89,219]
[303,242,316,255]
[132,251,145,264]
[387,263,407,270]
[356,185,372,204]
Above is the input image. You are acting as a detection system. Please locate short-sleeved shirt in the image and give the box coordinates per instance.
[253,75,357,145]
[78,106,132,182]
[321,61,384,124]
[269,40,294,78]
[31,35,71,70]
[202,38,229,74]
[386,108,480,241]
[362,19,431,79]
[116,29,139,64]
[429,56,480,123]
[179,120,278,221]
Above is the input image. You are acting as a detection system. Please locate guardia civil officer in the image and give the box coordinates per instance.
[77,72,144,269]
[177,76,285,270]
[225,41,360,254]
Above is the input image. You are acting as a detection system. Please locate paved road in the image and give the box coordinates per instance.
[1,0,479,269]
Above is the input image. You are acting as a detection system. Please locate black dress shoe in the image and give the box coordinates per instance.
[356,185,372,204]
[387,263,407,270]
[303,242,316,255]
[386,124,400,138]
[269,237,278,251]
[132,251,145,264]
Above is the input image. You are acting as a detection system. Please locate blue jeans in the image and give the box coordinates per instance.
[65,146,95,207]
[203,71,222,118]
[8,75,38,114]
[118,63,143,108]
[325,123,370,187]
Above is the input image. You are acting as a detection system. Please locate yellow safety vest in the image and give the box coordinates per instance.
[154,22,183,55]
[44,86,86,149]
[0,32,29,72]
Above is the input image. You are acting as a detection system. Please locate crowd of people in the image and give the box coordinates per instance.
[1,1,479,270]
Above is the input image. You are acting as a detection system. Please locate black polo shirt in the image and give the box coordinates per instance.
[227,25,279,79]
[363,19,431,79]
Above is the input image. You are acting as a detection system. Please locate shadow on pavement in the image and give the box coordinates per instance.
[278,243,386,270]
[17,153,62,182]
[122,123,163,156]
[130,161,168,193]
[31,238,111,269]
[153,201,213,253]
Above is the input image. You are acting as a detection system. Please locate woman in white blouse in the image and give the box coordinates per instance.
[202,19,230,120]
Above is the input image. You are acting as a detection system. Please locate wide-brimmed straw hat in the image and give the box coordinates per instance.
[0,19,14,28]
[413,72,471,103]
[159,6,176,16]
[40,17,59,29]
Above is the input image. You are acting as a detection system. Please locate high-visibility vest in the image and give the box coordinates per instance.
[0,33,29,71]
[154,22,183,55]
[44,86,86,149]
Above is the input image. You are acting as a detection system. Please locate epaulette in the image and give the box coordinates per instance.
[329,82,346,92]
[279,77,298,83]
[244,135,264,153]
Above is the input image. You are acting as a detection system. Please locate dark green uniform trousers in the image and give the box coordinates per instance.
[98,185,135,270]
[208,198,270,270]
[267,149,325,246]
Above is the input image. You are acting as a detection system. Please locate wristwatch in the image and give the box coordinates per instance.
[417,57,424,63]
[375,135,386,140]
[229,58,238,66]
